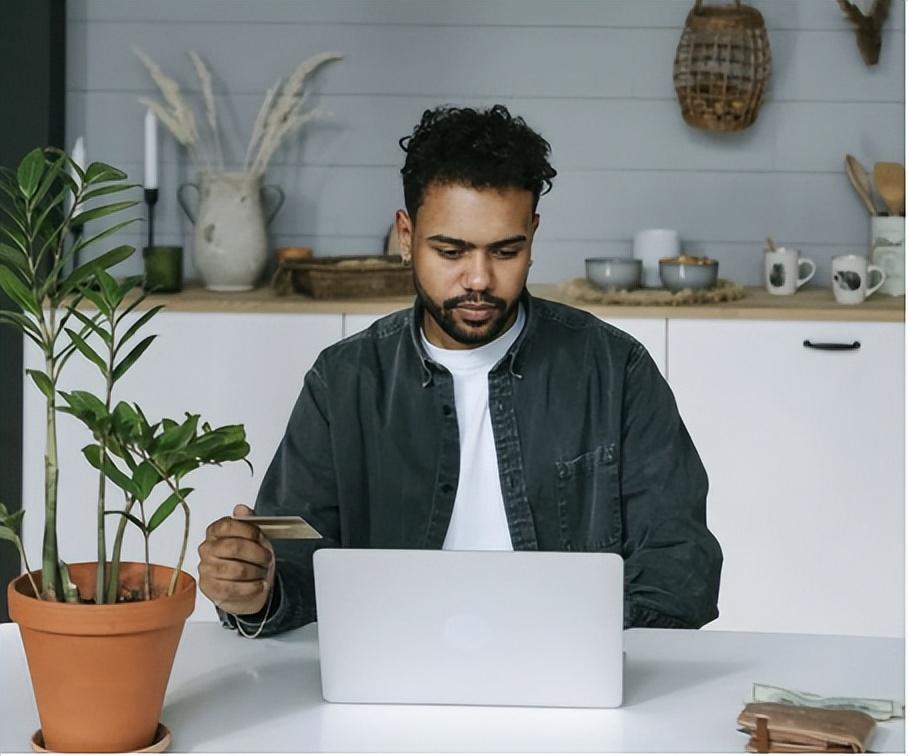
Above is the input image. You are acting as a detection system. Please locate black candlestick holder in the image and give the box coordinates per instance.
[144,188,159,248]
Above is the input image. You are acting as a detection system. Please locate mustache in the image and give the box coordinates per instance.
[443,293,507,310]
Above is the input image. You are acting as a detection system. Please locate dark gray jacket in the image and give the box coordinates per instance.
[220,292,722,636]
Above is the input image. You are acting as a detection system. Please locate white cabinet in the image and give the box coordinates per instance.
[668,320,905,637]
[22,311,343,621]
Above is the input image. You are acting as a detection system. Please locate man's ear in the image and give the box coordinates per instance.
[395,209,413,263]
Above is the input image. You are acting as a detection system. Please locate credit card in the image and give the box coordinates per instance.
[233,515,323,540]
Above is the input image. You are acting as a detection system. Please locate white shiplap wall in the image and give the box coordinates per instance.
[65,0,905,286]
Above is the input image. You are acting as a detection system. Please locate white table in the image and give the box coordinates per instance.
[0,623,903,752]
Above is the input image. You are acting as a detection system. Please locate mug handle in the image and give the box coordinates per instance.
[262,185,285,225]
[866,264,887,297]
[796,258,816,289]
[177,183,200,223]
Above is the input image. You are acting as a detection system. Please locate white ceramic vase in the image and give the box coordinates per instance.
[178,171,284,291]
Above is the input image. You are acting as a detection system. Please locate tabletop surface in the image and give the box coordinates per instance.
[0,622,903,753]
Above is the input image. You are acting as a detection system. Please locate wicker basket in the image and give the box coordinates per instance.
[673,0,771,132]
[279,255,415,299]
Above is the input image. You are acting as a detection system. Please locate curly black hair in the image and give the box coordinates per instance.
[399,104,557,221]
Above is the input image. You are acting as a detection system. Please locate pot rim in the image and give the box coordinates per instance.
[8,562,196,635]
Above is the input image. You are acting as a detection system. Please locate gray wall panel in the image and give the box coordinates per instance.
[66,0,905,287]
[67,0,906,31]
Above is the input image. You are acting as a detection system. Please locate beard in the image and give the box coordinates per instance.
[413,274,520,347]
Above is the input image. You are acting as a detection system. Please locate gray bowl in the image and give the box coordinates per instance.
[659,258,718,292]
[585,257,642,291]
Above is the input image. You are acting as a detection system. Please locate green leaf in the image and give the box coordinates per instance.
[0,501,8,518]
[70,217,140,260]
[84,162,128,184]
[0,525,20,546]
[70,200,137,229]
[82,444,138,498]
[31,154,65,208]
[119,304,164,348]
[154,414,199,455]
[75,285,111,317]
[27,369,55,401]
[0,310,43,341]
[95,268,120,305]
[16,148,45,199]
[68,309,112,348]
[62,244,135,295]
[81,183,138,202]
[147,488,193,533]
[111,401,144,442]
[64,327,108,375]
[104,509,146,534]
[0,267,40,317]
[0,224,29,256]
[0,508,25,534]
[132,460,160,502]
[59,390,108,426]
[113,334,156,381]
[0,242,30,278]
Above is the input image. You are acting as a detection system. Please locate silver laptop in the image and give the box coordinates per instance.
[312,549,624,708]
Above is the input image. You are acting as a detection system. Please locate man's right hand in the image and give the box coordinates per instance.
[198,504,276,616]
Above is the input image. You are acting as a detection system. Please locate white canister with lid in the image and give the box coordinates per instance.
[870,216,905,296]
[633,229,681,287]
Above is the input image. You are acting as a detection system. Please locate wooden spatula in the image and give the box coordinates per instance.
[874,162,905,216]
[845,155,879,215]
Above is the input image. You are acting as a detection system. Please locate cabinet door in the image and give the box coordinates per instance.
[22,311,343,621]
[668,320,904,637]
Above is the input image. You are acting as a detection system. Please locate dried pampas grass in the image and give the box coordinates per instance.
[135,48,343,176]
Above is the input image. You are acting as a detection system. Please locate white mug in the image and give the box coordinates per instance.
[764,247,816,295]
[633,229,680,287]
[870,216,905,296]
[831,255,886,305]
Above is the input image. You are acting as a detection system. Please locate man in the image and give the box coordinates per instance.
[198,104,722,637]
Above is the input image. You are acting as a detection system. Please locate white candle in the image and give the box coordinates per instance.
[144,109,158,190]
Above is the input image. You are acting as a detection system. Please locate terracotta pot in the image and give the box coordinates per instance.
[7,562,196,753]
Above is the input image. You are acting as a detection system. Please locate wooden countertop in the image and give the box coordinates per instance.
[131,282,905,322]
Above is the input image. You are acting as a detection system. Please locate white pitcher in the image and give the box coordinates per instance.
[178,171,284,291]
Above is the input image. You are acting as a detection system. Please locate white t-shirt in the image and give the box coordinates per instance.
[421,304,526,550]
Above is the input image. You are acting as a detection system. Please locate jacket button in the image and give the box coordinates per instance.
[441,483,454,494]
[442,404,452,415]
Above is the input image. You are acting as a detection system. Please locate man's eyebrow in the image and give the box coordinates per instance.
[426,234,527,249]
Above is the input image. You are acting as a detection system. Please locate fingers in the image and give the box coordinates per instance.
[202,575,272,616]
[233,503,254,518]
[206,514,270,548]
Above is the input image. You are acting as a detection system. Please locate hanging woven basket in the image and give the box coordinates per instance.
[673,0,771,132]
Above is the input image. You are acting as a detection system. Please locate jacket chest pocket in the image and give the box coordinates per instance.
[554,443,621,551]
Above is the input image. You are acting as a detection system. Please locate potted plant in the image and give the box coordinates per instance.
[0,148,251,752]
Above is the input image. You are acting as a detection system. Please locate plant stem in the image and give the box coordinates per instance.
[15,535,41,599]
[40,347,62,601]
[138,500,150,600]
[94,316,116,604]
[168,501,190,597]
[106,495,136,603]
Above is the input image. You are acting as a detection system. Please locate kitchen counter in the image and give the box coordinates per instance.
[124,283,905,322]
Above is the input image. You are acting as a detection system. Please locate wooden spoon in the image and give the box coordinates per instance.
[873,162,905,216]
[845,155,879,215]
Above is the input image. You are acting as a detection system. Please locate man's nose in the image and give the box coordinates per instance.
[462,252,492,291]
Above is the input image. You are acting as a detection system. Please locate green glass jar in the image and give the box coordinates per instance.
[142,246,183,293]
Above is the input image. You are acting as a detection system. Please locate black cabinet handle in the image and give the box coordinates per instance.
[802,340,861,351]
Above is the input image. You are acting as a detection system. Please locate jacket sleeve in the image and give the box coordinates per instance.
[619,344,723,629]
[217,360,340,637]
